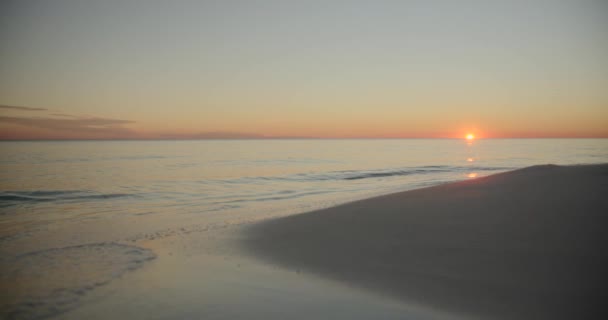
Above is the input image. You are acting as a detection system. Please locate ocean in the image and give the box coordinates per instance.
[1,139,607,319]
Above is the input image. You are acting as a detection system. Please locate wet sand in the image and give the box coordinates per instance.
[244,164,608,319]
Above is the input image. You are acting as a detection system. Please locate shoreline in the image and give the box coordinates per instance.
[243,164,608,319]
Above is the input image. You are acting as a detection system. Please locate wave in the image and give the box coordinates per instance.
[204,165,514,184]
[339,165,512,181]
[0,190,135,206]
[0,166,513,209]
[194,166,513,206]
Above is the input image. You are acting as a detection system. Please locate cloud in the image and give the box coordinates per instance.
[0,104,47,111]
[0,107,272,139]
[49,113,80,118]
[0,115,136,139]
[0,105,280,140]
[157,131,267,139]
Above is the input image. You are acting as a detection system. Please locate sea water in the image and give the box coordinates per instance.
[1,139,607,319]
[3,139,606,225]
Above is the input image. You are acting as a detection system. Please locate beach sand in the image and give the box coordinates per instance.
[244,164,608,319]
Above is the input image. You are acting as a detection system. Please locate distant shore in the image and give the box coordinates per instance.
[244,164,608,320]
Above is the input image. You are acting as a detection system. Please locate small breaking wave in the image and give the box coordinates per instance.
[204,165,513,184]
[339,165,512,180]
[0,190,136,207]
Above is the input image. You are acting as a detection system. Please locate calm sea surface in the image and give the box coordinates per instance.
[1,139,607,319]
[1,139,607,231]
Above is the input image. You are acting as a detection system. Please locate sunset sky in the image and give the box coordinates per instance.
[1,0,607,139]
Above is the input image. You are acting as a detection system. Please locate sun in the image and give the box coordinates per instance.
[466,133,475,140]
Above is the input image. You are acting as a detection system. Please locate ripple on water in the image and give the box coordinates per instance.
[0,243,156,319]
[0,191,136,208]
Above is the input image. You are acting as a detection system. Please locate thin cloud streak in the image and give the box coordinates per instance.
[0,115,136,139]
[49,113,80,118]
[0,105,47,111]
[0,114,277,140]
[156,131,267,139]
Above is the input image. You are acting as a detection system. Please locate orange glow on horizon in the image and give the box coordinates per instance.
[466,133,475,140]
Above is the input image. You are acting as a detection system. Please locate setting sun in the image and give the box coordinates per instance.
[466,134,475,140]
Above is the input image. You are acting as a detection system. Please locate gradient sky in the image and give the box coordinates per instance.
[1,0,607,139]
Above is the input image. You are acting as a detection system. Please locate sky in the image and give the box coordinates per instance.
[1,0,607,139]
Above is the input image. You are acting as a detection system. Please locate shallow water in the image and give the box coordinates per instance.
[1,139,607,319]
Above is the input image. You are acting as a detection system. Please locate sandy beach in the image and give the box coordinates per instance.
[244,164,608,320]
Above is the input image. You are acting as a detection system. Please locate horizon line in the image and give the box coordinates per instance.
[1,137,607,142]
